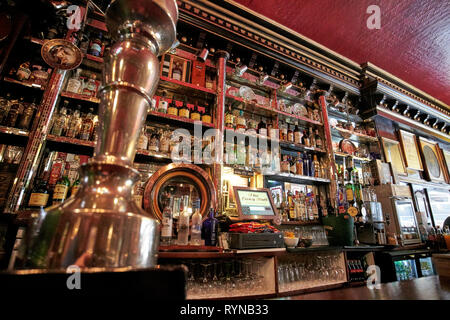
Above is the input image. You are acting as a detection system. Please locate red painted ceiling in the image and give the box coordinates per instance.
[233,0,450,106]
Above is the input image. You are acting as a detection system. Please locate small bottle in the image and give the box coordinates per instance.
[137,127,148,150]
[28,178,50,209]
[287,125,294,142]
[315,129,323,149]
[0,93,12,124]
[80,108,94,140]
[201,102,212,123]
[313,155,320,178]
[52,163,70,205]
[302,129,310,147]
[5,97,24,127]
[177,197,190,245]
[70,178,80,197]
[66,106,81,139]
[158,91,169,114]
[51,103,68,136]
[167,98,178,116]
[296,153,303,176]
[258,117,267,136]
[190,104,201,121]
[225,104,235,128]
[179,98,190,118]
[66,69,82,94]
[236,110,246,132]
[202,208,218,246]
[294,124,301,144]
[82,74,97,97]
[17,98,36,130]
[171,62,183,81]
[190,205,202,246]
[161,198,174,245]
[89,32,103,57]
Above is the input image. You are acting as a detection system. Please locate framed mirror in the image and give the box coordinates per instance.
[143,163,216,221]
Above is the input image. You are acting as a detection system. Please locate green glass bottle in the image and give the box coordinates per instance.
[52,164,70,205]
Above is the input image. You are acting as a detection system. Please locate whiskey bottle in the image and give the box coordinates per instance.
[179,98,190,118]
[89,32,103,57]
[225,104,235,128]
[28,178,50,209]
[302,129,310,147]
[236,110,246,132]
[287,125,294,142]
[171,62,183,81]
[158,91,169,113]
[137,127,149,150]
[309,127,316,148]
[315,129,323,149]
[161,198,174,245]
[66,69,82,94]
[294,124,301,144]
[80,108,94,140]
[17,98,36,130]
[258,117,267,136]
[313,155,320,178]
[5,97,24,128]
[52,163,70,205]
[190,103,201,121]
[296,153,303,176]
[66,106,81,139]
[167,98,178,116]
[51,103,68,136]
[0,93,12,124]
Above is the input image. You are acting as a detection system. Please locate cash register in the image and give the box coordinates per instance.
[226,186,284,249]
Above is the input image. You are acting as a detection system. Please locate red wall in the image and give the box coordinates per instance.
[235,0,450,106]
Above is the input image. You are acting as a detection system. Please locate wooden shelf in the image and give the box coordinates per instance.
[159,248,286,259]
[0,125,29,137]
[331,126,378,143]
[3,77,46,90]
[46,134,95,147]
[60,91,100,103]
[279,141,326,154]
[147,110,215,128]
[264,172,331,184]
[159,76,216,95]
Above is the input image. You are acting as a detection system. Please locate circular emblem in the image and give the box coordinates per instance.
[423,145,440,178]
[41,39,82,70]
[347,206,358,217]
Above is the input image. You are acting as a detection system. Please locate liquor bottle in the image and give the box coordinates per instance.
[5,97,24,127]
[289,156,297,175]
[179,98,190,118]
[294,124,301,144]
[190,206,202,245]
[177,196,190,245]
[160,128,170,153]
[171,62,183,81]
[52,163,70,205]
[28,178,50,209]
[137,127,148,150]
[236,110,246,132]
[313,155,320,178]
[0,93,12,124]
[167,98,178,116]
[311,194,319,220]
[315,129,323,149]
[148,131,160,152]
[70,178,80,197]
[17,98,36,130]
[80,108,94,140]
[190,104,201,121]
[302,129,310,147]
[298,191,307,221]
[307,153,313,176]
[201,102,212,124]
[158,91,169,113]
[309,127,316,148]
[82,74,98,97]
[89,32,103,57]
[161,198,174,245]
[79,31,91,54]
[302,152,309,177]
[287,125,294,142]
[280,121,288,141]
[225,104,235,128]
[66,69,82,94]
[317,195,325,218]
[51,104,68,136]
[258,117,267,136]
[345,176,355,212]
[281,155,290,173]
[202,208,218,246]
[288,190,296,221]
[66,106,81,138]
[296,152,303,176]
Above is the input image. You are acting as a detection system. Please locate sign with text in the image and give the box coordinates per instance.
[233,187,277,220]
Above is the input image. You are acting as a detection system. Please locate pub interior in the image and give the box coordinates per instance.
[0,0,449,301]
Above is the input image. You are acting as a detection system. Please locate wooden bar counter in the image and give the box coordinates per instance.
[283,276,450,300]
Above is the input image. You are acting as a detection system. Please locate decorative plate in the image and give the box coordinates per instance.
[423,145,440,178]
[339,139,357,155]
[41,39,82,70]
[294,103,308,116]
[239,86,256,101]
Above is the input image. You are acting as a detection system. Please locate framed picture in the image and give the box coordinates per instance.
[398,130,423,171]
[439,148,450,183]
[418,138,446,183]
[381,137,407,176]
